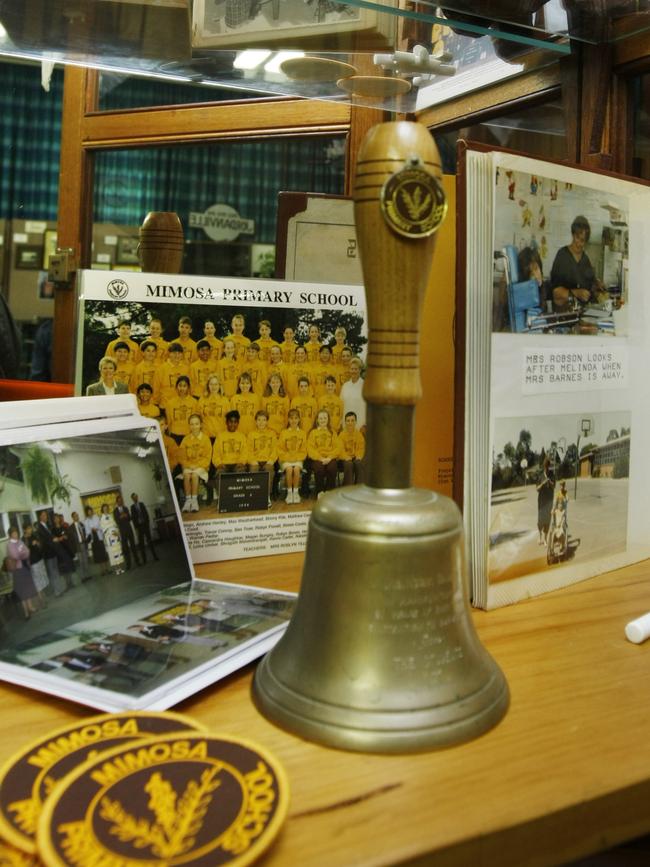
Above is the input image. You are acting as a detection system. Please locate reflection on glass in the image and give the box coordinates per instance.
[0,60,62,378]
[92,136,346,278]
[98,70,245,111]
[632,73,650,180]
[434,98,567,173]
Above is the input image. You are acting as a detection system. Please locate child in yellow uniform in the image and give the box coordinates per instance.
[212,411,248,509]
[154,342,190,410]
[263,373,289,435]
[106,320,141,364]
[165,376,198,443]
[266,344,289,393]
[240,342,268,397]
[310,344,335,397]
[318,375,344,431]
[136,383,161,420]
[113,342,136,390]
[256,319,280,363]
[331,326,348,365]
[288,345,313,399]
[247,410,278,505]
[223,313,250,362]
[178,413,212,513]
[231,373,260,435]
[307,409,339,496]
[202,320,223,362]
[131,341,159,399]
[278,408,308,504]
[290,376,318,432]
[159,418,180,475]
[216,338,241,399]
[175,316,198,365]
[303,323,322,364]
[197,375,230,441]
[280,325,299,364]
[338,411,365,485]
[146,318,169,363]
[190,340,217,398]
[336,346,353,392]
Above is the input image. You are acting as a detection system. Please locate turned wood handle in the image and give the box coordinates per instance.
[353,121,445,406]
[139,211,184,274]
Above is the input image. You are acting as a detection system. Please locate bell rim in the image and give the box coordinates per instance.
[252,656,509,755]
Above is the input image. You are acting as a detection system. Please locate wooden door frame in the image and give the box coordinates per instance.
[54,66,385,382]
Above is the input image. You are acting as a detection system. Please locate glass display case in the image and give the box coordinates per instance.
[1,1,648,113]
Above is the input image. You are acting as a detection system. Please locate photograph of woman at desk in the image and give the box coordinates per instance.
[492,166,629,336]
[549,215,605,311]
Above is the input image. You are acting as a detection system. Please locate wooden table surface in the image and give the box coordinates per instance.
[2,553,650,867]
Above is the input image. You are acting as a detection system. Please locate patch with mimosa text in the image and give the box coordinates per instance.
[0,711,203,854]
[0,836,41,867]
[37,733,289,867]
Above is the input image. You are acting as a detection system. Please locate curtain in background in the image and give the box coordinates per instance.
[93,136,346,243]
[0,60,346,241]
[0,63,63,220]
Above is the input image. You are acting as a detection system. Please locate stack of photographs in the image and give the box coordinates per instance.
[0,396,295,711]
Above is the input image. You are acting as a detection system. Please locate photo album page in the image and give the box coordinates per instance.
[459,145,650,609]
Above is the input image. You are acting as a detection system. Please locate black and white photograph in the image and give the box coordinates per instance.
[489,410,630,585]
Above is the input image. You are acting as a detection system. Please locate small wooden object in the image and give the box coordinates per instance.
[337,75,411,98]
[138,211,184,274]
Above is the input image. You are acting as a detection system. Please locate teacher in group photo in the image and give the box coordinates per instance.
[86,357,129,396]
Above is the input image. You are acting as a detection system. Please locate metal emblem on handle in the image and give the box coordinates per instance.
[380,156,447,239]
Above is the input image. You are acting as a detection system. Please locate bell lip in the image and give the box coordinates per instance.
[252,656,509,755]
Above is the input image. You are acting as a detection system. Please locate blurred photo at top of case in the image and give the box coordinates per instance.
[191,0,399,50]
[438,0,646,59]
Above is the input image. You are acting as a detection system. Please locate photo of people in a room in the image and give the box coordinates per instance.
[0,426,189,651]
[492,167,629,336]
[488,410,630,584]
[80,300,368,521]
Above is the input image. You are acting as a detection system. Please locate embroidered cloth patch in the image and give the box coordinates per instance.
[37,732,289,867]
[0,711,203,854]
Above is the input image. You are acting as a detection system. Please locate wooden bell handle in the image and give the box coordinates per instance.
[353,121,444,407]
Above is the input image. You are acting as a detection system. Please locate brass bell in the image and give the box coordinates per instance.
[253,121,509,753]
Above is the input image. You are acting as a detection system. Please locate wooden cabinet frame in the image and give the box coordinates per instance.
[53,65,384,382]
[53,25,650,383]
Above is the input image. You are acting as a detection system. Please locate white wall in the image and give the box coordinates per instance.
[55,450,173,518]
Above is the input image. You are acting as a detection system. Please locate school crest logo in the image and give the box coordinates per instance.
[107,278,129,300]
[381,158,447,238]
[38,734,289,867]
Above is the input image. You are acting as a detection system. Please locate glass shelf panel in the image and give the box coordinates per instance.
[0,1,648,114]
[336,1,650,46]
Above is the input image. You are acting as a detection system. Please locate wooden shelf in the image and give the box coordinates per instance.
[2,553,650,865]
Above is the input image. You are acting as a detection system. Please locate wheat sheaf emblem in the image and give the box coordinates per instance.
[99,767,221,859]
[400,185,432,221]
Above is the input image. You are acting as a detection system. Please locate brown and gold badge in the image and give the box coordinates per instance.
[37,733,289,867]
[380,158,447,238]
[0,837,40,867]
[0,711,203,854]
